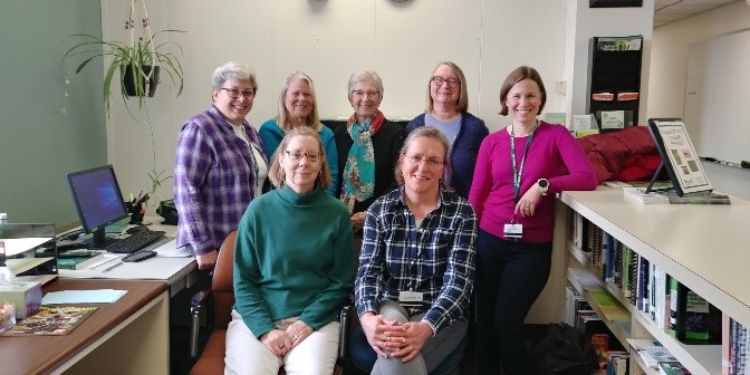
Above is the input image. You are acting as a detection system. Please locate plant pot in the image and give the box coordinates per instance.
[122,65,160,97]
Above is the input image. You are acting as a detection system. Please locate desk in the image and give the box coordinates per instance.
[0,278,169,375]
[59,222,198,298]
[58,239,197,297]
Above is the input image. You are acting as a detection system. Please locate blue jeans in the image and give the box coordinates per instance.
[349,301,467,375]
[475,229,552,375]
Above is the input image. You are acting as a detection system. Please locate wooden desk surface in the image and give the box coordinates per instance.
[0,278,167,375]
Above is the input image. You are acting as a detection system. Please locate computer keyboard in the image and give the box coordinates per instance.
[103,230,166,253]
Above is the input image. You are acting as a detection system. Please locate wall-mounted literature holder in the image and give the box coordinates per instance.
[587,35,643,131]
[645,118,713,196]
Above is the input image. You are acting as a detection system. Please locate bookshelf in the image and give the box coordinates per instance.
[586,35,643,130]
[557,187,750,374]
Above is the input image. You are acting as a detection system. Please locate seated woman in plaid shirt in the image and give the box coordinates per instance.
[352,126,477,375]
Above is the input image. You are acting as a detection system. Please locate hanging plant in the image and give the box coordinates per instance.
[63,0,184,113]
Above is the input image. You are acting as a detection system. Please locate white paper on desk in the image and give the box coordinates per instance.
[153,239,193,258]
[1,237,52,257]
[42,289,127,304]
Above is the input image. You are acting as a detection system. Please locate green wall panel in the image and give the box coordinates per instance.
[0,0,106,226]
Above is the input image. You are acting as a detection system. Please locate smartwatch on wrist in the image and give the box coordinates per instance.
[537,178,549,196]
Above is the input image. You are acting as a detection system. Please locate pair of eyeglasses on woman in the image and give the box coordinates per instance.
[404,154,445,167]
[430,76,460,87]
[221,87,255,99]
[351,90,379,98]
[285,151,321,162]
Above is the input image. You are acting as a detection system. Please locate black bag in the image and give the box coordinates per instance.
[526,323,596,375]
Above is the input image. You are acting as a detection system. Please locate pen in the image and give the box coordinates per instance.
[102,261,123,273]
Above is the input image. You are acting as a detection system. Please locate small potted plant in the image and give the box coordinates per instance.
[63,1,184,113]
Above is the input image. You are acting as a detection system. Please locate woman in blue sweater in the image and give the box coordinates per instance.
[259,72,339,196]
[225,127,355,374]
[406,61,489,198]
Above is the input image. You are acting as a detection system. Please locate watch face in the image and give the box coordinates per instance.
[539,179,549,188]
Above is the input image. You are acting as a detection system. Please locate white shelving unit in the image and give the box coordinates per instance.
[557,188,750,375]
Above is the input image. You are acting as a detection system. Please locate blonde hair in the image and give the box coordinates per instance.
[394,127,451,186]
[276,72,322,132]
[269,127,332,190]
[425,61,469,113]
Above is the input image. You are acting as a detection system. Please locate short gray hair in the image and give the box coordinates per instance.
[211,61,257,91]
[347,70,384,99]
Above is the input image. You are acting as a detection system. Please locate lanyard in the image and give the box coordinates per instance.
[510,121,538,204]
[239,125,261,191]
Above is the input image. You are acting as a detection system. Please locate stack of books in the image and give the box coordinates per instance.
[57,250,105,270]
[623,187,731,205]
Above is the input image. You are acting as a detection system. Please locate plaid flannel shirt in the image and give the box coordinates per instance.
[174,105,267,255]
[355,187,477,332]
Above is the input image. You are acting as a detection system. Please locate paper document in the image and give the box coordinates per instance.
[42,289,127,304]
[153,238,193,258]
[1,238,52,257]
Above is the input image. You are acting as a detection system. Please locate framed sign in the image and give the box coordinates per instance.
[590,0,642,8]
[647,118,712,196]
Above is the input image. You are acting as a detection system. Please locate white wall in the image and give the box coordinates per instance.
[566,0,654,126]
[647,1,750,199]
[101,0,573,202]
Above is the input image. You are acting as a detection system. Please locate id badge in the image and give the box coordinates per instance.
[503,223,523,239]
[398,291,424,303]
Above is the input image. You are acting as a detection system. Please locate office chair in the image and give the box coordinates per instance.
[189,231,351,375]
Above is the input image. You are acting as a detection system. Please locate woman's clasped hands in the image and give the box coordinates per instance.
[361,312,433,362]
[259,320,313,357]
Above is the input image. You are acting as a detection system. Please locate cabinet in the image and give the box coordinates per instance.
[555,188,750,374]
[586,36,643,130]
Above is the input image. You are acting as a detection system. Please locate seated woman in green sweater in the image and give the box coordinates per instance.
[225,127,356,374]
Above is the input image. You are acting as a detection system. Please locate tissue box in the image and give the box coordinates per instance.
[0,280,42,319]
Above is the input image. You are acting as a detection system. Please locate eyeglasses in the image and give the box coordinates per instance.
[431,76,460,88]
[351,90,380,98]
[221,87,255,99]
[404,154,444,167]
[285,151,321,162]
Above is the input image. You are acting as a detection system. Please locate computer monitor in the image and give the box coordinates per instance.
[67,165,128,248]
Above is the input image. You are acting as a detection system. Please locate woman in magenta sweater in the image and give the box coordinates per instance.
[468,66,597,375]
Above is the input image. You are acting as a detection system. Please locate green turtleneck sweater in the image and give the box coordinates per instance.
[233,186,355,338]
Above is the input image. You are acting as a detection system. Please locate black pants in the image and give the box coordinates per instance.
[475,229,552,375]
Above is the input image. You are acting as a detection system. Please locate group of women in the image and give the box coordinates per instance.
[173,60,598,375]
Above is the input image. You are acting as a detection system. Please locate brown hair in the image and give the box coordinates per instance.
[268,127,332,190]
[498,65,547,116]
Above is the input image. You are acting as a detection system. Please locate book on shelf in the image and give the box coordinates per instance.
[723,313,748,374]
[623,187,731,205]
[1,305,97,336]
[627,339,677,369]
[56,251,105,270]
[669,278,722,344]
[607,351,629,375]
[588,289,630,322]
[658,361,692,375]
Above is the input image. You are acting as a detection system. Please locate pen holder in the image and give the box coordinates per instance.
[125,201,146,224]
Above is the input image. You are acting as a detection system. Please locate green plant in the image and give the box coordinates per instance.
[63,30,184,113]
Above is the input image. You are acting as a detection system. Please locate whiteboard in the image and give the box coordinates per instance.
[684,28,750,164]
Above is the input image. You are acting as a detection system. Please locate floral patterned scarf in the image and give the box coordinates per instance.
[340,111,384,212]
